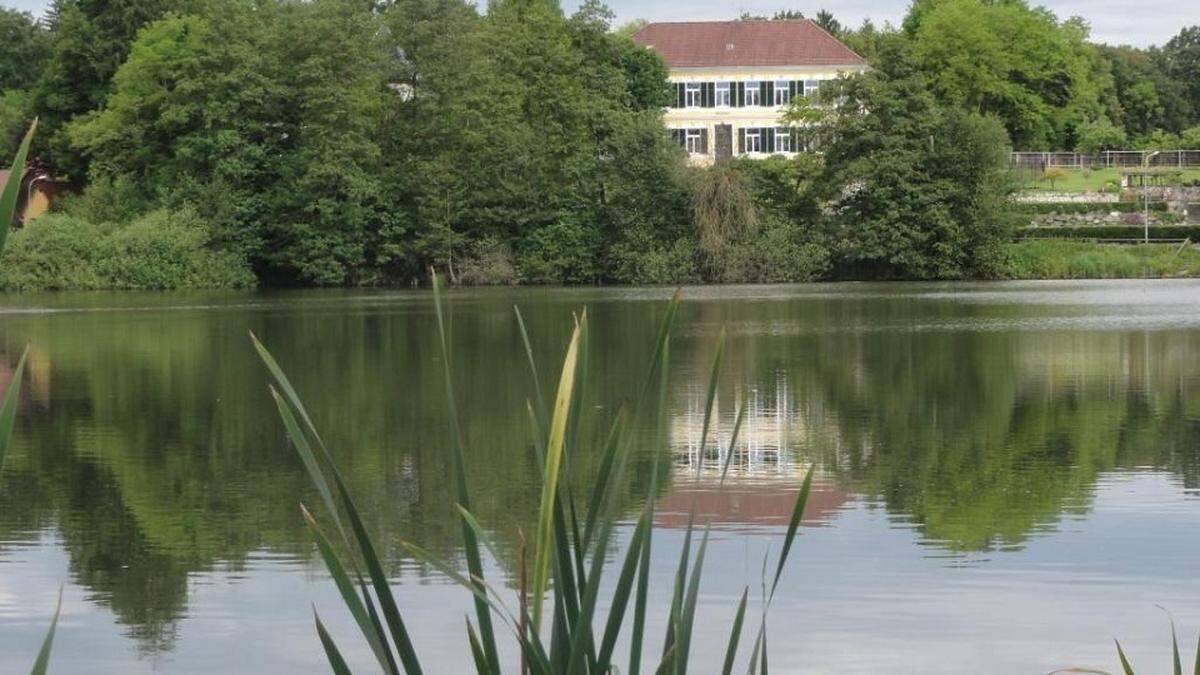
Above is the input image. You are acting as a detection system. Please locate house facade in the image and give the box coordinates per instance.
[632,20,867,164]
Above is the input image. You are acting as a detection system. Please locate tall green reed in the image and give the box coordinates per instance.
[256,273,814,673]
[0,119,63,675]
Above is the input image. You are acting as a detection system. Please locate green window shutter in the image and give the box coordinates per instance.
[705,82,715,107]
[675,83,684,108]
[738,128,745,154]
[735,82,743,107]
[759,81,768,106]
[765,128,773,153]
[701,128,709,154]
[765,81,774,105]
[789,80,797,98]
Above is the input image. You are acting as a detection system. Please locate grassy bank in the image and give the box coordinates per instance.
[1006,240,1200,278]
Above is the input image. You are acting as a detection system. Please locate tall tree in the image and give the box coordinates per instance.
[1160,26,1200,127]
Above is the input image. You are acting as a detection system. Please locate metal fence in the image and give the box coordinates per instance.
[1011,150,1200,170]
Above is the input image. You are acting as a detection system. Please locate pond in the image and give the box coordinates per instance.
[0,280,1197,673]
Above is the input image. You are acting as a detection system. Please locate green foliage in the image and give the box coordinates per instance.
[1182,126,1200,148]
[1018,225,1200,240]
[1135,128,1183,150]
[0,90,36,156]
[816,62,1014,279]
[905,0,1114,149]
[1075,118,1128,154]
[0,8,52,92]
[1013,201,1167,215]
[1161,26,1200,127]
[1005,240,1200,278]
[0,209,256,290]
[517,219,602,284]
[1041,167,1069,189]
[258,283,816,674]
[1098,45,1192,138]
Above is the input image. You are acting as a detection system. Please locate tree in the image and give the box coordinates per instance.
[905,0,1115,149]
[814,54,1014,279]
[1181,126,1200,148]
[1160,26,1200,126]
[814,9,841,36]
[0,8,52,91]
[1075,118,1127,154]
[35,0,191,178]
[1098,45,1191,137]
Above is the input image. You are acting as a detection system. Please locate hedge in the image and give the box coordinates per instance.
[1011,201,1169,215]
[1017,225,1200,241]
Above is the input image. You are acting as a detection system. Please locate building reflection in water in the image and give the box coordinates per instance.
[659,375,851,531]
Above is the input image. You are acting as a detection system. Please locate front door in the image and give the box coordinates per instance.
[715,124,733,164]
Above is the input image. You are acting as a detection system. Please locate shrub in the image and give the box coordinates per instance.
[0,209,256,290]
[1041,167,1069,189]
[1018,224,1200,240]
[1013,201,1168,215]
[605,228,699,284]
[456,237,518,286]
[516,219,602,284]
[719,216,830,283]
[1006,240,1200,278]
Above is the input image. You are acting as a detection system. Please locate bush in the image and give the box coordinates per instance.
[718,217,830,283]
[605,227,699,285]
[1018,224,1200,240]
[1006,240,1200,278]
[1012,201,1168,215]
[516,219,602,284]
[456,238,518,286]
[0,209,256,290]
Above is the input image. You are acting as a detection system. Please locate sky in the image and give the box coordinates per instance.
[2,0,1191,48]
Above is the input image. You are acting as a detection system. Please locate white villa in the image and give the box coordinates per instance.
[632,20,868,164]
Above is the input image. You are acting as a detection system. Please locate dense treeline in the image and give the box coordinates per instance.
[0,0,1198,287]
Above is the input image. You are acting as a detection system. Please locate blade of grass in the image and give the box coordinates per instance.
[662,509,695,661]
[596,506,650,670]
[628,458,658,675]
[29,584,61,675]
[513,306,549,431]
[302,504,397,674]
[674,526,711,675]
[269,388,347,543]
[314,609,354,675]
[760,625,768,675]
[432,273,501,673]
[1115,639,1135,675]
[694,327,727,475]
[530,312,583,631]
[0,345,29,471]
[770,466,814,602]
[720,588,749,675]
[466,619,491,675]
[0,119,36,252]
[718,403,747,487]
[1174,619,1183,675]
[1193,631,1198,675]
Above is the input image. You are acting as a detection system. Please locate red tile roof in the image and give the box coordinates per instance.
[632,20,867,69]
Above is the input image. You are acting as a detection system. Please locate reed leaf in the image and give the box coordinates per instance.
[1115,640,1135,675]
[466,619,490,675]
[0,345,29,471]
[770,467,815,601]
[596,506,650,670]
[315,610,354,675]
[431,273,501,672]
[29,584,61,675]
[719,403,747,487]
[1173,620,1183,675]
[0,120,36,253]
[674,527,711,674]
[720,588,749,675]
[301,504,397,674]
[531,311,584,631]
[695,327,726,473]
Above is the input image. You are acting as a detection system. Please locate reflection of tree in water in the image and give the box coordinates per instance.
[679,297,1200,553]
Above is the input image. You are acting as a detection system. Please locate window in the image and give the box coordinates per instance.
[775,127,793,153]
[804,79,821,98]
[774,80,791,106]
[744,81,761,106]
[744,128,762,154]
[685,128,704,154]
[685,83,703,108]
[715,82,731,107]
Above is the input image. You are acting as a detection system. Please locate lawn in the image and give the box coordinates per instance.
[1021,167,1200,192]
[1006,240,1200,278]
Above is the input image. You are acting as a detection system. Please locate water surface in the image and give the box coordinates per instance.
[0,281,1197,673]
